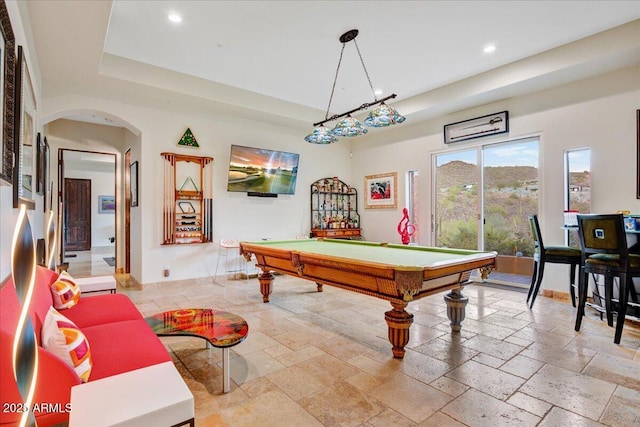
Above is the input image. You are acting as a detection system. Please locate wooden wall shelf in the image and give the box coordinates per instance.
[162,152,214,245]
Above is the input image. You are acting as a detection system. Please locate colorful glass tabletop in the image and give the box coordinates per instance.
[145,308,248,348]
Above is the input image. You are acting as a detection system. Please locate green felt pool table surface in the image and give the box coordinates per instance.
[242,238,494,269]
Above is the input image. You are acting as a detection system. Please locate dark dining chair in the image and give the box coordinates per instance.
[574,214,640,344]
[527,215,582,309]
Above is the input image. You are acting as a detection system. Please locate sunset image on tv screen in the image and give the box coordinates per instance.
[227,145,300,195]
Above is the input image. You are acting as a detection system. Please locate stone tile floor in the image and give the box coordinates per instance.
[114,274,640,427]
[64,246,115,278]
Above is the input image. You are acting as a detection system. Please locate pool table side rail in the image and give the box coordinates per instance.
[239,239,495,271]
[240,241,497,302]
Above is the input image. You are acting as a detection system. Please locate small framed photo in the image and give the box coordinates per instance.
[364,172,397,209]
[444,111,508,144]
[98,195,115,214]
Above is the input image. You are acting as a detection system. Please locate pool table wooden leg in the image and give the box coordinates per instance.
[384,301,414,359]
[258,269,274,303]
[444,287,468,332]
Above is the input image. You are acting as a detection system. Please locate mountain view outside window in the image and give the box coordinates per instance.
[434,139,539,257]
[435,150,479,250]
[566,149,591,247]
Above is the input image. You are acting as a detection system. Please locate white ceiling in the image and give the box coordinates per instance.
[104,0,640,113]
[26,1,640,132]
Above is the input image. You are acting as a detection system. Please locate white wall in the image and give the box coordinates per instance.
[350,65,640,293]
[42,94,352,284]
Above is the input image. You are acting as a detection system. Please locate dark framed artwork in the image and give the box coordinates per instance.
[637,109,640,199]
[444,111,509,144]
[13,45,36,209]
[42,136,49,212]
[130,161,138,207]
[0,0,15,184]
[36,132,44,195]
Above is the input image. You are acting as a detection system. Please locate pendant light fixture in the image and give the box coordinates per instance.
[305,29,406,144]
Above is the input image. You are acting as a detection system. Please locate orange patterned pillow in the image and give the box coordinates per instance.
[51,271,81,309]
[42,307,93,382]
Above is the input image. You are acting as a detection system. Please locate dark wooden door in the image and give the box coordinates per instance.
[65,178,91,251]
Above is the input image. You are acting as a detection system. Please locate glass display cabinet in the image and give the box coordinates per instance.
[310,177,361,239]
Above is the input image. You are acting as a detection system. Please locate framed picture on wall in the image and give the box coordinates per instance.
[13,45,36,209]
[98,195,115,214]
[364,172,397,209]
[36,132,45,195]
[42,136,50,212]
[444,111,509,144]
[130,161,138,207]
[0,1,15,185]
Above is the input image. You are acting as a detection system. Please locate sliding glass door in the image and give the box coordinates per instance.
[433,150,479,250]
[433,137,539,279]
[482,139,539,258]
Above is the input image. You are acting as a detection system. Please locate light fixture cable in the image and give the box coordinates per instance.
[323,41,346,122]
[352,36,377,103]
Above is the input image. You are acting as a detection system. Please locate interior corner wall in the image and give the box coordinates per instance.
[350,65,640,294]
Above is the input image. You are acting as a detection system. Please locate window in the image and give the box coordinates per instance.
[406,170,419,243]
[565,148,591,246]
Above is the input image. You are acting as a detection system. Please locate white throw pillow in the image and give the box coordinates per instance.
[41,306,92,382]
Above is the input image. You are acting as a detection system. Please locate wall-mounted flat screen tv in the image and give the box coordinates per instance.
[227,145,300,195]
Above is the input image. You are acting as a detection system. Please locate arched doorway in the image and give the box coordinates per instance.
[42,110,141,279]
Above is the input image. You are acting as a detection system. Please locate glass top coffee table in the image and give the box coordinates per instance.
[145,308,249,393]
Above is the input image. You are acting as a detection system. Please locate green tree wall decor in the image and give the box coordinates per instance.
[177,128,199,148]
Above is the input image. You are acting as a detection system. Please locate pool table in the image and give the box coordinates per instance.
[240,238,497,359]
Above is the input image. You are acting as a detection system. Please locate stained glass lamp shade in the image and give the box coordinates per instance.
[332,115,368,137]
[364,103,406,127]
[304,125,338,144]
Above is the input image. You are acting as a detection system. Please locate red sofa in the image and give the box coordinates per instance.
[0,266,173,427]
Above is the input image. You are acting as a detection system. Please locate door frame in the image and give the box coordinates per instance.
[58,148,118,268]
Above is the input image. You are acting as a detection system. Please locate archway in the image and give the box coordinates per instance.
[41,109,141,278]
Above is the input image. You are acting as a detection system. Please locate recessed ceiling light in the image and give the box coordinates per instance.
[483,44,496,53]
[168,13,182,24]
[374,89,383,96]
